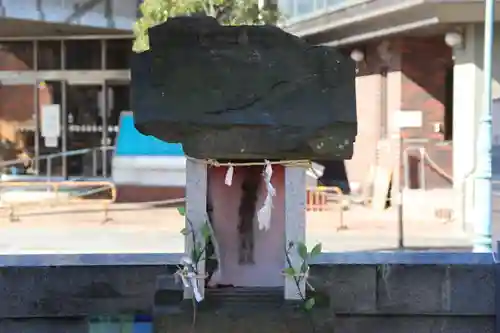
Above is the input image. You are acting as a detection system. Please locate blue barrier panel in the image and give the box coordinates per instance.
[115,112,184,157]
[89,315,152,333]
[112,112,187,187]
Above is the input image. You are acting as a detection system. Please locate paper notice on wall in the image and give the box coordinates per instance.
[41,104,61,138]
[44,137,58,148]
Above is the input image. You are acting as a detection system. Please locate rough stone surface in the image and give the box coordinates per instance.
[0,263,495,332]
[375,265,446,314]
[320,265,377,313]
[131,17,357,160]
[309,264,495,316]
[334,316,494,333]
[0,318,88,333]
[158,263,495,332]
[449,265,495,315]
[0,265,175,317]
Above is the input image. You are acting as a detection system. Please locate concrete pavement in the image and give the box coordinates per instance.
[0,202,472,254]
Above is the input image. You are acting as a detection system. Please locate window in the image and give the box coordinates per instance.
[106,39,132,70]
[65,40,101,70]
[37,41,62,70]
[0,42,34,70]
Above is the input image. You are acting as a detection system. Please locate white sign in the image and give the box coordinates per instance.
[41,104,61,138]
[44,137,58,148]
[394,110,423,129]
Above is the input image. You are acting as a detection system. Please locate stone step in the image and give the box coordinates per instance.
[206,287,284,308]
[402,189,455,221]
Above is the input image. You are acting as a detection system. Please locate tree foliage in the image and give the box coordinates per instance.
[133,0,280,53]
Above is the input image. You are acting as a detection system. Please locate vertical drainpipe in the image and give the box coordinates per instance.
[33,40,40,174]
[473,0,495,252]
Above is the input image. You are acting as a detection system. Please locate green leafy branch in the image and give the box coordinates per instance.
[176,206,212,332]
[178,206,212,265]
[133,0,281,53]
[284,241,322,332]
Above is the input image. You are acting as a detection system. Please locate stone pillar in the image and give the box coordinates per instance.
[452,24,487,231]
[284,166,306,300]
[184,158,207,300]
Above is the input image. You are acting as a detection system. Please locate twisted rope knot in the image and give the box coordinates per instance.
[186,156,312,169]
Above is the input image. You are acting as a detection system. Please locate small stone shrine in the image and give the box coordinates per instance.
[131,16,357,332]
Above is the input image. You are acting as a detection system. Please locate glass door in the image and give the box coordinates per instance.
[66,82,106,178]
[106,79,130,147]
[65,79,128,179]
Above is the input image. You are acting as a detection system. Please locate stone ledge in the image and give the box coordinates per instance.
[333,316,494,333]
[0,259,494,321]
[310,264,495,316]
[0,251,493,267]
[313,252,494,265]
[0,265,175,318]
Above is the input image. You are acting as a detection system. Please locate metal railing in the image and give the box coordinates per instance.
[0,146,117,222]
[306,186,347,231]
[402,146,453,190]
[0,180,116,222]
[0,146,115,181]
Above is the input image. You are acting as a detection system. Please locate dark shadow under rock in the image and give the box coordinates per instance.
[154,301,334,333]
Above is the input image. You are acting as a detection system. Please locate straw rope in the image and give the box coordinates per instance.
[185,156,312,168]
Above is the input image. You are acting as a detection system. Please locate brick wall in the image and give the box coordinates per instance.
[0,43,52,158]
[399,37,453,189]
[0,42,33,71]
[348,36,453,192]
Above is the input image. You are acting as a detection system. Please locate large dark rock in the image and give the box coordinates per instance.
[131,16,357,160]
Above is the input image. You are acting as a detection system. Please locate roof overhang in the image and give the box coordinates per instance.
[0,18,130,39]
[283,0,500,46]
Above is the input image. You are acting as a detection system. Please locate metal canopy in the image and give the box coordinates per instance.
[0,70,130,85]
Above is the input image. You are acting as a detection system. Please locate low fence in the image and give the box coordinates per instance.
[307,186,347,230]
[0,181,116,222]
[0,251,496,332]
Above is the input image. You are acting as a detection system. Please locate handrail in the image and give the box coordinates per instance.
[0,148,103,168]
[0,146,115,179]
[422,150,453,183]
[0,180,116,222]
[403,146,453,190]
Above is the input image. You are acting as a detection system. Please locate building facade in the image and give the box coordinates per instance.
[0,0,137,178]
[280,0,500,230]
[2,0,500,226]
